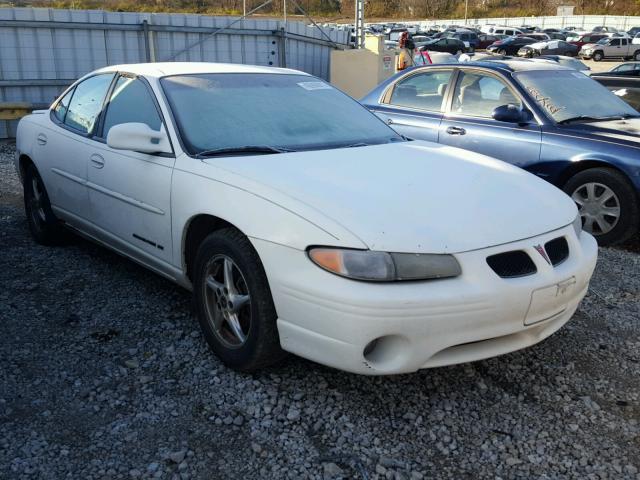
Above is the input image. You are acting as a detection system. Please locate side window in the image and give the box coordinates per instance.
[52,87,74,123]
[610,39,620,46]
[64,74,114,134]
[621,39,628,46]
[388,70,453,111]
[102,76,162,139]
[452,71,522,118]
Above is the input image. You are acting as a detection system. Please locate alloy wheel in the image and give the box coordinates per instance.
[571,182,621,235]
[30,176,47,223]
[202,254,252,348]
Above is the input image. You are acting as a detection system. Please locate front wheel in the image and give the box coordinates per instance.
[592,51,604,61]
[193,228,286,371]
[634,50,640,61]
[564,168,639,246]
[23,163,66,245]
[498,48,507,55]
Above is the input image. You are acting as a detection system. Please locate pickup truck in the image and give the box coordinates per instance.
[580,36,640,61]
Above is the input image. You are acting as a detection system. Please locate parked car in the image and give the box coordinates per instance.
[592,62,640,77]
[567,33,608,48]
[361,60,640,244]
[518,40,580,57]
[580,36,640,61]
[413,51,458,65]
[633,33,640,45]
[14,62,598,375]
[487,36,537,55]
[483,25,524,36]
[477,34,505,49]
[519,33,552,42]
[417,37,467,55]
[532,55,591,75]
[593,76,640,111]
[628,26,640,37]
[593,26,619,33]
[445,29,479,50]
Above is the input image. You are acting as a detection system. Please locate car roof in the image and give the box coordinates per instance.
[460,58,575,72]
[93,62,306,78]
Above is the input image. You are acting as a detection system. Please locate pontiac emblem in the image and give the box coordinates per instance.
[533,244,551,265]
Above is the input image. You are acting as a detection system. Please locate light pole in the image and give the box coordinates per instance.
[464,0,468,25]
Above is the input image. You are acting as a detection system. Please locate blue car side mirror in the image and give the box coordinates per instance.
[493,104,533,125]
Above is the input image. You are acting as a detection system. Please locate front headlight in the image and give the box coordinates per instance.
[307,247,461,282]
[573,214,583,238]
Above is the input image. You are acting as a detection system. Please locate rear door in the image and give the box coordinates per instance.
[86,74,175,264]
[439,68,541,168]
[370,68,454,143]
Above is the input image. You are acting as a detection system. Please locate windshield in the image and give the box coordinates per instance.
[596,38,609,45]
[161,73,401,155]
[514,70,638,123]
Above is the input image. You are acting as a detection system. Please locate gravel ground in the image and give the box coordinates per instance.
[1,141,639,480]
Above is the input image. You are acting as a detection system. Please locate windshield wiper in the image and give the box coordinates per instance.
[558,114,640,125]
[195,145,294,158]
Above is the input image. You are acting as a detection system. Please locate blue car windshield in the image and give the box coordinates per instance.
[514,69,639,123]
[160,73,401,155]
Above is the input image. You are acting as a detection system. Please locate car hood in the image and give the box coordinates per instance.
[560,118,640,143]
[205,141,577,254]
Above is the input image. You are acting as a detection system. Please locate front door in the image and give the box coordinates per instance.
[439,69,541,169]
[40,73,115,222]
[86,74,175,265]
[370,69,454,143]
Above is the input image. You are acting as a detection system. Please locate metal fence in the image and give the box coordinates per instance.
[0,7,349,138]
[419,14,640,31]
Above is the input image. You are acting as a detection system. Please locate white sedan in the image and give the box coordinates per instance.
[15,63,598,375]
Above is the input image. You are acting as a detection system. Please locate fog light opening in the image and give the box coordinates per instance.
[362,335,410,371]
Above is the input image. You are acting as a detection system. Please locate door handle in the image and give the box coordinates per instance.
[446,126,466,135]
[90,154,105,169]
[36,133,47,146]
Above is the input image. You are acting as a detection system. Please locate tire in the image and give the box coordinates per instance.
[193,227,286,371]
[563,168,639,246]
[498,49,507,55]
[23,163,66,245]
[592,51,603,61]
[634,50,640,61]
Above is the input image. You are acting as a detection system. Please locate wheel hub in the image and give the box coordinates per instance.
[571,182,620,235]
[203,255,251,348]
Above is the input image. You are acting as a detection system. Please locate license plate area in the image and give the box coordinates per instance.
[524,277,576,326]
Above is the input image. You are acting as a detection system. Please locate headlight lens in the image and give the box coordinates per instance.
[573,214,583,238]
[308,247,461,282]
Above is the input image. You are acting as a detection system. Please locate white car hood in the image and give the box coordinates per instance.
[206,141,577,253]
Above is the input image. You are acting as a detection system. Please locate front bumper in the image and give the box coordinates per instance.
[252,226,598,375]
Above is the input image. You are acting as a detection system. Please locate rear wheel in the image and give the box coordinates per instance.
[592,51,604,61]
[634,50,640,61]
[193,228,286,371]
[498,48,507,55]
[564,168,639,246]
[23,163,66,245]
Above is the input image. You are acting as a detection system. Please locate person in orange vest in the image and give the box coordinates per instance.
[396,32,415,71]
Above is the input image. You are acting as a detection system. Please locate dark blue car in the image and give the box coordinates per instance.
[361,60,640,245]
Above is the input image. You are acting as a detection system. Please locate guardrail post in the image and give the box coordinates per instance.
[142,20,156,62]
[276,27,287,68]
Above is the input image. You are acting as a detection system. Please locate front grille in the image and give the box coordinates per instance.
[486,250,537,278]
[545,237,569,266]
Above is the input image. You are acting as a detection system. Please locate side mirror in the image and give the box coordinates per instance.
[106,123,172,154]
[492,104,533,125]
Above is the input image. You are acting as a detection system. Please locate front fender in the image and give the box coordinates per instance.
[170,154,368,272]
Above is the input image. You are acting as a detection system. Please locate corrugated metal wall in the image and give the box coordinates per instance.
[0,7,349,138]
